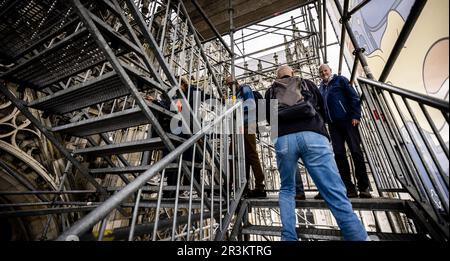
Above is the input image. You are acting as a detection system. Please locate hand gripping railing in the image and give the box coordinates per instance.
[56,101,245,241]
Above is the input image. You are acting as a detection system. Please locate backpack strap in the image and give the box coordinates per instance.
[271,85,276,99]
[298,77,309,92]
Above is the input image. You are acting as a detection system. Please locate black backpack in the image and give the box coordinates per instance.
[268,77,316,121]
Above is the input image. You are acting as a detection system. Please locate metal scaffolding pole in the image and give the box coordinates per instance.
[333,0,374,79]
[229,0,236,98]
[323,0,328,63]
[56,102,242,241]
[337,0,349,75]
[379,0,427,82]
[191,0,233,57]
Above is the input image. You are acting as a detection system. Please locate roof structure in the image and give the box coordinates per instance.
[185,0,310,40]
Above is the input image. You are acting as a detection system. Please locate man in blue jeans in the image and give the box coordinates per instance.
[265,65,368,241]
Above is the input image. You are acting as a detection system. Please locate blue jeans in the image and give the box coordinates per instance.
[295,168,305,196]
[274,131,368,241]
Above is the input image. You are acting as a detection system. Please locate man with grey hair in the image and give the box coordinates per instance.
[318,64,371,198]
[265,65,368,241]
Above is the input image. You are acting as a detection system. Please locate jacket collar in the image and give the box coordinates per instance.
[321,74,337,87]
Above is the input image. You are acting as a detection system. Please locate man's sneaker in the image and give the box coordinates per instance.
[179,191,190,199]
[295,194,306,200]
[179,191,198,199]
[247,189,267,198]
[147,176,161,186]
[347,190,359,198]
[359,188,373,198]
[314,193,322,199]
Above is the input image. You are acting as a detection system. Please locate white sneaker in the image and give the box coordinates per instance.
[179,191,190,199]
[147,176,160,185]
[179,191,198,199]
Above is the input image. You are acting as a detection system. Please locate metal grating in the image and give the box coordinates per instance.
[4,29,107,89]
[90,162,209,175]
[28,71,125,114]
[0,0,75,60]
[52,105,175,137]
[73,137,165,156]
[242,225,428,241]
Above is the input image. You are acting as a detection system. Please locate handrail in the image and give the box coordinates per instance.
[357,77,449,241]
[56,102,243,241]
[358,77,449,111]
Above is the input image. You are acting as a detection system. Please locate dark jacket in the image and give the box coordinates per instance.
[156,85,210,135]
[319,74,361,123]
[182,85,211,113]
[265,76,328,139]
[179,85,211,135]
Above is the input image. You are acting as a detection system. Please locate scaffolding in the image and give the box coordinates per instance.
[0,0,448,242]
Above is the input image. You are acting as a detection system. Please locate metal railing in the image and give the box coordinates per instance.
[56,101,246,240]
[358,77,449,240]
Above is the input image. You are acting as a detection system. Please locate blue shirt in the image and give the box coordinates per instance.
[236,84,256,125]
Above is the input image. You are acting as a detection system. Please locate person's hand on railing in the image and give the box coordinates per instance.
[352,119,360,126]
[144,94,155,103]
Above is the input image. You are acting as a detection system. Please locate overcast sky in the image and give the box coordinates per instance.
[222,7,351,79]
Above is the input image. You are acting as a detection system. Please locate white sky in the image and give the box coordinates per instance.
[222,6,351,79]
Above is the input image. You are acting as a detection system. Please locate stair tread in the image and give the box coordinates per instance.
[27,61,168,115]
[2,28,107,89]
[90,161,210,174]
[241,225,427,241]
[73,137,166,156]
[245,197,408,211]
[28,71,125,114]
[0,0,74,60]
[52,105,175,137]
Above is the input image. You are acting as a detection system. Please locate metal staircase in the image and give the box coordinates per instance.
[231,198,436,241]
[1,0,246,241]
[0,0,448,242]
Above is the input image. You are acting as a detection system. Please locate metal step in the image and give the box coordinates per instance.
[241,225,427,241]
[52,105,175,137]
[79,211,221,241]
[2,28,107,90]
[90,162,209,174]
[28,71,124,114]
[28,63,168,115]
[245,198,408,212]
[73,137,165,156]
[136,198,224,209]
[106,185,220,192]
[88,9,143,56]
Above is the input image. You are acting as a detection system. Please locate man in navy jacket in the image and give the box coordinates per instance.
[318,64,372,198]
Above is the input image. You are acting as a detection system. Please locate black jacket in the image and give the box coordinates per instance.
[265,77,329,139]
